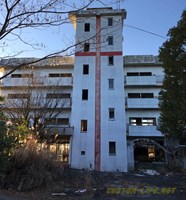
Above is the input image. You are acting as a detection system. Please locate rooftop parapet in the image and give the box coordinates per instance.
[124,55,162,65]
[0,56,74,67]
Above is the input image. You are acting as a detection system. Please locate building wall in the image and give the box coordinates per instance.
[70,8,128,172]
[124,55,165,170]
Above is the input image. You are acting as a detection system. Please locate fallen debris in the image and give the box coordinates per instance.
[51,192,66,196]
[75,189,87,193]
[138,169,160,176]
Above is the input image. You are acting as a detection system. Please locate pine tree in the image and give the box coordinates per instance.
[158,10,186,143]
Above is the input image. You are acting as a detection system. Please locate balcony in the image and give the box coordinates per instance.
[156,75,164,86]
[126,98,159,109]
[125,75,164,86]
[125,76,156,86]
[1,77,73,87]
[128,125,163,137]
[47,126,74,136]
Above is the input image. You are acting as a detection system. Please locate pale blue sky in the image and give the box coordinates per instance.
[1,0,185,58]
[123,0,185,55]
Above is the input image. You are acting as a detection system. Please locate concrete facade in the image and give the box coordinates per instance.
[70,8,128,172]
[0,9,166,172]
[124,55,165,170]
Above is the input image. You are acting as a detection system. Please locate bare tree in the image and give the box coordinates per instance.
[0,0,119,79]
[0,0,124,80]
[2,72,72,140]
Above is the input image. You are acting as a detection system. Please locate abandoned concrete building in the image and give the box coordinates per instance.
[0,8,168,171]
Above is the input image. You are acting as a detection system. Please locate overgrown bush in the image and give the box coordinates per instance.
[2,140,63,191]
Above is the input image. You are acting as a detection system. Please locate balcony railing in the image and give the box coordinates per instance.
[125,75,164,86]
[125,76,156,86]
[126,98,159,109]
[1,77,73,87]
[128,125,163,137]
[47,126,74,136]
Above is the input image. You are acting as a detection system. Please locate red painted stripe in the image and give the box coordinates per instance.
[75,51,122,56]
[95,16,101,171]
[75,52,96,56]
[100,51,122,56]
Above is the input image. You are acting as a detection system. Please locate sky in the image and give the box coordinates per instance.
[122,0,185,55]
[1,0,185,58]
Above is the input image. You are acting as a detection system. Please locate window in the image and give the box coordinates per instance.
[84,43,90,52]
[83,64,89,75]
[128,93,140,98]
[109,108,115,119]
[109,142,116,156]
[21,74,33,78]
[61,73,72,77]
[7,93,30,99]
[129,117,156,126]
[49,73,72,77]
[127,72,139,76]
[46,118,69,125]
[46,93,70,98]
[108,79,114,89]
[49,73,61,77]
[11,74,22,78]
[81,151,85,155]
[11,74,33,78]
[141,93,154,98]
[128,93,154,98]
[81,120,87,132]
[126,72,152,76]
[82,89,88,100]
[140,72,152,76]
[108,18,113,26]
[108,36,113,45]
[108,56,114,65]
[84,23,90,32]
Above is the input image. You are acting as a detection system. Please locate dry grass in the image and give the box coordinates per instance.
[2,140,63,191]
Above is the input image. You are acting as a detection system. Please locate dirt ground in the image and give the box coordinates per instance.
[0,167,186,200]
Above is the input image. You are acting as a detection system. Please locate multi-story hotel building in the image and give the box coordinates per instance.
[0,8,165,171]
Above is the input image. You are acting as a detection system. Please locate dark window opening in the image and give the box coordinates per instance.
[46,93,70,98]
[109,142,116,155]
[11,74,22,78]
[108,36,113,45]
[128,93,140,98]
[108,18,113,26]
[83,64,89,75]
[46,118,69,125]
[140,72,152,76]
[11,74,33,78]
[81,151,85,155]
[109,108,115,119]
[49,73,72,77]
[81,120,87,132]
[61,73,72,77]
[126,72,152,76]
[128,93,154,98]
[141,93,154,98]
[7,93,30,99]
[108,79,114,89]
[82,89,88,100]
[108,56,114,65]
[49,73,61,77]
[84,43,90,52]
[127,72,139,76]
[84,23,90,32]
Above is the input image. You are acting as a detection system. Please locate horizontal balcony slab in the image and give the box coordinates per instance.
[125,76,156,86]
[1,77,73,87]
[128,125,163,137]
[126,98,159,109]
[47,126,74,136]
